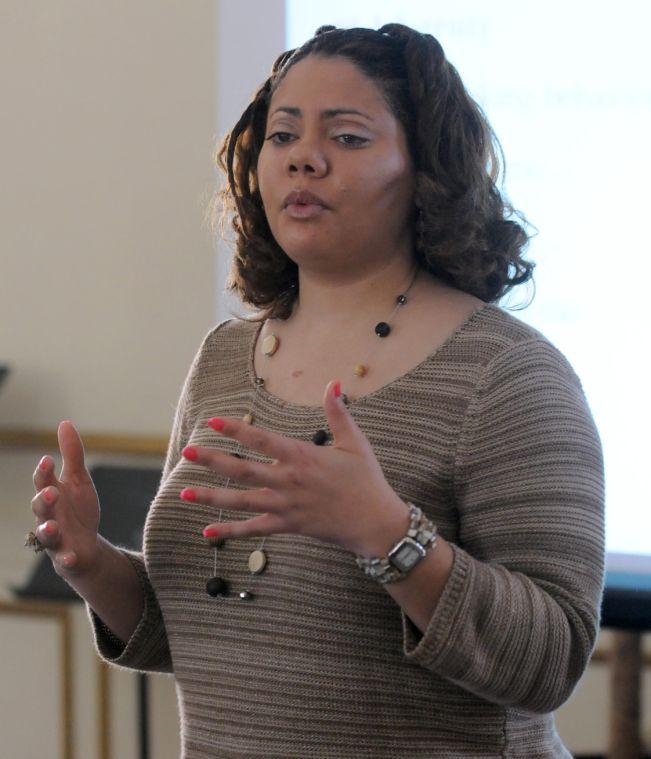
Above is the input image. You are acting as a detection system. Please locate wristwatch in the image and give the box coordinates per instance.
[355,502,438,584]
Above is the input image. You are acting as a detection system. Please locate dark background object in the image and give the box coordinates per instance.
[601,586,651,630]
[0,364,9,390]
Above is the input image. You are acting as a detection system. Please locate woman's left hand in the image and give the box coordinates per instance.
[179,379,409,557]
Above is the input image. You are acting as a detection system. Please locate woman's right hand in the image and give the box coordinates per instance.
[31,420,101,577]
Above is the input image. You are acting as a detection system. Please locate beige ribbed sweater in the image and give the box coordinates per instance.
[88,302,605,758]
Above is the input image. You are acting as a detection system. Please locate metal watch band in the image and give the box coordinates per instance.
[354,502,438,584]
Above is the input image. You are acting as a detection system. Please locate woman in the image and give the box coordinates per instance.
[28,24,604,757]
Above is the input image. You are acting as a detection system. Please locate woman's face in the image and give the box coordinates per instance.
[256,54,416,277]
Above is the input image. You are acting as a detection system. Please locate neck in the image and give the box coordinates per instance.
[283,258,421,332]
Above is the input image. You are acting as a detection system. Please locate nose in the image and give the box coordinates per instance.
[285,140,327,177]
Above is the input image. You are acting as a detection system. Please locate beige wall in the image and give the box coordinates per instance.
[0,0,218,437]
[0,1,649,757]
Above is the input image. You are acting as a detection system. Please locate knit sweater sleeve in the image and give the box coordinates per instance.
[86,549,174,673]
[87,322,230,672]
[401,337,606,714]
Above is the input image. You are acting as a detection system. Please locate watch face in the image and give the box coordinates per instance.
[388,538,425,572]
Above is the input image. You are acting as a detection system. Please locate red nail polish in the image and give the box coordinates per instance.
[43,488,54,504]
[38,456,49,471]
[333,380,341,398]
[203,527,219,538]
[208,418,225,432]
[180,488,197,502]
[182,446,198,461]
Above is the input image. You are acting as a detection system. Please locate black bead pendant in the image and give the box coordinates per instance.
[239,590,254,600]
[206,576,229,597]
[312,429,329,445]
[375,321,391,337]
[396,294,407,305]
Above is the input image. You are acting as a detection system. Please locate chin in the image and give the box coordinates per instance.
[275,231,331,260]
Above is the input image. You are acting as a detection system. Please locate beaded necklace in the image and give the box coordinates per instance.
[205,264,421,599]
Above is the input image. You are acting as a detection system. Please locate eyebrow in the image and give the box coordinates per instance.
[270,106,374,122]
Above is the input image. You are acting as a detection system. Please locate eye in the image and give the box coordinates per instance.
[266,132,294,144]
[335,134,368,147]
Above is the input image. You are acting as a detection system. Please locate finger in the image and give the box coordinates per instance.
[33,455,60,492]
[36,519,61,550]
[181,446,283,489]
[58,420,89,483]
[323,378,364,450]
[180,485,281,513]
[31,486,58,519]
[205,416,295,461]
[54,550,77,571]
[202,511,283,542]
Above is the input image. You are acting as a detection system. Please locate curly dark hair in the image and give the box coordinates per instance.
[207,22,536,321]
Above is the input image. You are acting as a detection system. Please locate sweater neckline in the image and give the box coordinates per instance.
[246,301,494,414]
